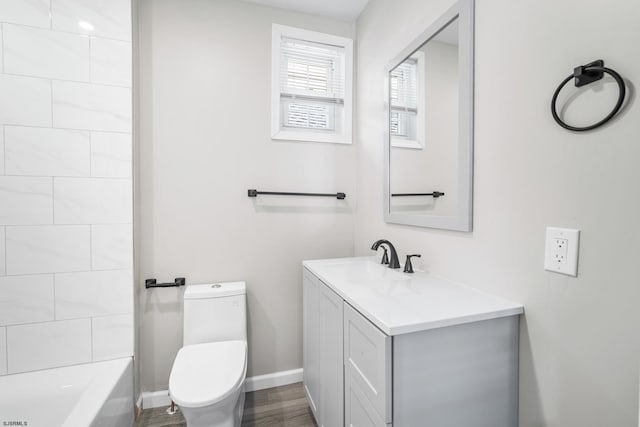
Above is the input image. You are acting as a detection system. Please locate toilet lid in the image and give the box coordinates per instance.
[169,340,247,408]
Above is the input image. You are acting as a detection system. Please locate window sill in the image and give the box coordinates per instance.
[271,130,352,145]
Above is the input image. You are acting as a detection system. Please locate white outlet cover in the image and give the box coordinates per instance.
[544,227,580,276]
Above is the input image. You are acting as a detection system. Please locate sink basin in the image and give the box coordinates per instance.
[303,256,524,335]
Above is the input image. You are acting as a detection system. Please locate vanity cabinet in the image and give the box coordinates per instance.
[303,263,522,427]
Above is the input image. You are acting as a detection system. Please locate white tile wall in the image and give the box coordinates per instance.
[0,275,54,326]
[0,227,5,275]
[0,24,4,73]
[90,132,132,178]
[90,37,132,87]
[92,313,133,361]
[0,0,51,28]
[51,0,132,41]
[55,269,133,319]
[3,24,90,81]
[7,318,92,373]
[0,327,6,375]
[92,224,133,269]
[54,178,132,224]
[0,176,53,225]
[5,126,91,177]
[52,80,132,132]
[0,0,132,375]
[0,75,51,126]
[0,130,5,175]
[6,225,91,275]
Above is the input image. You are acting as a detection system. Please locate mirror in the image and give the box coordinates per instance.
[384,0,474,231]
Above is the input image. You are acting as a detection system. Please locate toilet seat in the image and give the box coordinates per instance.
[169,340,247,408]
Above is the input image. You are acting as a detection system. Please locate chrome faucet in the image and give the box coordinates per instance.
[371,239,400,269]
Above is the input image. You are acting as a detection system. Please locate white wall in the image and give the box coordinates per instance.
[137,0,355,393]
[0,0,133,375]
[356,0,640,426]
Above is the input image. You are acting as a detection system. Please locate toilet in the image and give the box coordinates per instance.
[169,282,247,427]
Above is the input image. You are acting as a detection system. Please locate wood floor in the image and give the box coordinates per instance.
[134,382,317,427]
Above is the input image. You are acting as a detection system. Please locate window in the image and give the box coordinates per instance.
[390,52,424,149]
[272,25,353,144]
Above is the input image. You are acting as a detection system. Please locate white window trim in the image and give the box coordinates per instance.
[271,24,353,144]
[391,51,425,150]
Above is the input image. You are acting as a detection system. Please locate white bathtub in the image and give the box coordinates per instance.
[0,357,134,427]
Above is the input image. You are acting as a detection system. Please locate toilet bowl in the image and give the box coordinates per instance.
[170,341,247,427]
[168,282,247,427]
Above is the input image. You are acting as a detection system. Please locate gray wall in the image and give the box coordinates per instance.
[136,0,355,393]
[356,0,639,426]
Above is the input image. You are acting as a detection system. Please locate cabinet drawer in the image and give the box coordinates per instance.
[345,368,388,427]
[343,302,392,423]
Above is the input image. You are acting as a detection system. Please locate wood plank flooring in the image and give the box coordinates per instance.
[134,382,317,427]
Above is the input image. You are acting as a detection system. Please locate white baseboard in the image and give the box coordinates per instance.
[141,390,172,409]
[244,368,303,392]
[141,368,304,409]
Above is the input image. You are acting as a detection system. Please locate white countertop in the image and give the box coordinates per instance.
[303,256,523,336]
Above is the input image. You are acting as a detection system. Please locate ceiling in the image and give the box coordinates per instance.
[238,0,370,22]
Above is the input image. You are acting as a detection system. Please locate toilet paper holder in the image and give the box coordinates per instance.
[145,277,186,289]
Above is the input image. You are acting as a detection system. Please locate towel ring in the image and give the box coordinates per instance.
[551,60,626,132]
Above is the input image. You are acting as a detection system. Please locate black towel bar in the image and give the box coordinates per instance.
[391,191,445,198]
[248,189,346,199]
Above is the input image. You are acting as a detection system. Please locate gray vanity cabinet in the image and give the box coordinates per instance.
[303,266,520,427]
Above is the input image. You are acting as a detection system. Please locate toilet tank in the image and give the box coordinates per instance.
[183,282,247,346]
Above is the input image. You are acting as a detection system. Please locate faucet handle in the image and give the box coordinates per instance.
[380,246,389,265]
[403,254,422,273]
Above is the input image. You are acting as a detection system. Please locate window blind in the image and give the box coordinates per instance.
[390,59,418,138]
[279,37,345,131]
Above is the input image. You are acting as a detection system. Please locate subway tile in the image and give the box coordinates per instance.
[0,75,51,127]
[55,269,132,320]
[6,225,90,275]
[0,227,5,275]
[3,24,90,81]
[0,327,5,375]
[0,129,4,174]
[51,0,131,41]
[91,224,132,270]
[7,318,91,373]
[52,80,131,132]
[90,37,131,87]
[54,178,132,224]
[5,126,90,177]
[92,313,133,361]
[0,0,51,28]
[0,275,54,326]
[0,176,53,225]
[0,24,4,74]
[90,132,131,178]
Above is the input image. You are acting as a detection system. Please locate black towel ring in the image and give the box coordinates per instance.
[551,60,626,132]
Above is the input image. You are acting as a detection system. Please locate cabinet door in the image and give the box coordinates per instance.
[303,269,320,419]
[318,283,344,427]
[343,303,392,423]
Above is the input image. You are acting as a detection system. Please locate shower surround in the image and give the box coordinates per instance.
[0,0,133,375]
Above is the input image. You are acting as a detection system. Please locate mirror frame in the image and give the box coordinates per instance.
[383,0,474,231]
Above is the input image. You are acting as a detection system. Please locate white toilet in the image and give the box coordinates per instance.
[169,282,247,427]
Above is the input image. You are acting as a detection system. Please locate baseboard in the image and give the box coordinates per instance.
[141,390,171,409]
[244,368,303,392]
[141,368,303,409]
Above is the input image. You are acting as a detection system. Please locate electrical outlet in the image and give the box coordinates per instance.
[553,238,568,264]
[544,227,580,276]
